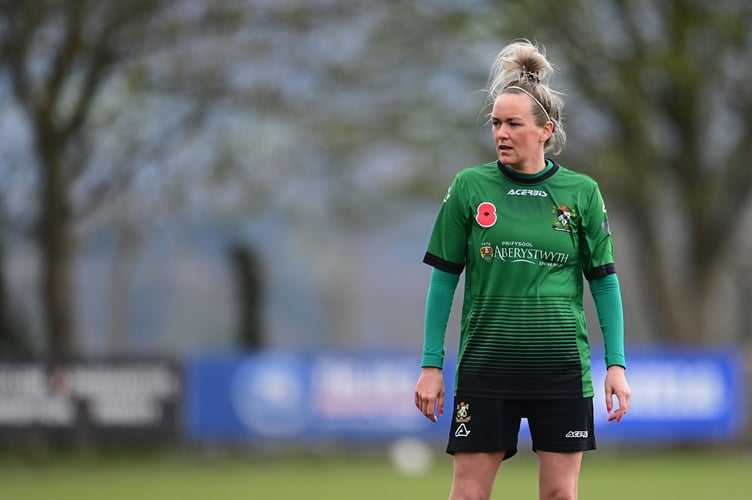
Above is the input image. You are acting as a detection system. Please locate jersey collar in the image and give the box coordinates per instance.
[497,159,559,185]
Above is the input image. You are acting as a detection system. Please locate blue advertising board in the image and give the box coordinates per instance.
[184,351,447,443]
[183,349,744,445]
[591,349,744,442]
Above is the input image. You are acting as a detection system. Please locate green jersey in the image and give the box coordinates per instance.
[423,160,616,399]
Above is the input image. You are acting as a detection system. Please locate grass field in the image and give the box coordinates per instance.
[1,446,750,499]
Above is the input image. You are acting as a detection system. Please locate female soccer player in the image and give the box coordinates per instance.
[414,40,631,500]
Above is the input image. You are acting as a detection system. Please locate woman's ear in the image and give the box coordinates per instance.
[540,121,554,143]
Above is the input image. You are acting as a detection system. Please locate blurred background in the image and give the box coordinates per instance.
[0,0,750,484]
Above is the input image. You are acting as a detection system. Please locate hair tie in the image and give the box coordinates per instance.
[520,70,541,84]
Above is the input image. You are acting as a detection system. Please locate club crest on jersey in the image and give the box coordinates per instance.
[480,243,494,262]
[455,402,471,423]
[552,204,576,233]
[475,202,497,228]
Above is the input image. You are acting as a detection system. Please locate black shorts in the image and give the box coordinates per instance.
[446,396,595,460]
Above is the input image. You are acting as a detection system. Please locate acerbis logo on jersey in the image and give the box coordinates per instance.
[507,188,548,197]
[443,186,452,203]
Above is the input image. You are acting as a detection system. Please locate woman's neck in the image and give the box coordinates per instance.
[506,157,547,175]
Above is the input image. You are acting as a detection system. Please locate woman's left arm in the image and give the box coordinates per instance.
[589,273,624,368]
[590,273,631,422]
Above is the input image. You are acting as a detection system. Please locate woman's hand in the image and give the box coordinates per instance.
[414,367,445,422]
[605,365,631,423]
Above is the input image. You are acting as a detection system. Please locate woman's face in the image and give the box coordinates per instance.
[491,92,551,172]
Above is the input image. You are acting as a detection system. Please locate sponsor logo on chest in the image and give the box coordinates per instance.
[480,240,571,268]
[507,188,548,197]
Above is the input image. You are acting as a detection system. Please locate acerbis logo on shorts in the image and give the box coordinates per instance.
[454,423,471,438]
[565,430,589,438]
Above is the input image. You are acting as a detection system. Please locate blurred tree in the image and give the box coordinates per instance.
[475,0,752,344]
[3,0,748,355]
[0,0,249,357]
[0,233,33,358]
[228,243,264,350]
[216,1,497,346]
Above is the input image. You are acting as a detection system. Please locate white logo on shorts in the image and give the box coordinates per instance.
[454,423,471,438]
[565,430,589,438]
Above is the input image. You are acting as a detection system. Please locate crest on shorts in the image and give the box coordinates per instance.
[455,402,471,423]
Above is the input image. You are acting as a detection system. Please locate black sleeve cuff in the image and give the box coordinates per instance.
[423,252,464,275]
[584,263,616,281]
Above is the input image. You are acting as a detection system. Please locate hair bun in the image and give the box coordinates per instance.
[520,70,541,85]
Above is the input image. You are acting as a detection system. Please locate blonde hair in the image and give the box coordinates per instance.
[485,39,566,155]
